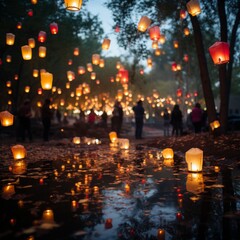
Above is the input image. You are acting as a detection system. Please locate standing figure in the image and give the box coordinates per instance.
[111,103,120,134]
[101,110,108,128]
[171,104,182,137]
[41,99,52,141]
[163,108,170,137]
[118,101,124,134]
[191,103,203,133]
[88,109,96,127]
[132,100,145,139]
[56,109,62,124]
[17,99,32,142]
[79,108,85,122]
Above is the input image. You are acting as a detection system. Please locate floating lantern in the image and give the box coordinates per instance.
[50,22,58,34]
[42,209,54,223]
[2,185,15,199]
[152,40,158,49]
[159,34,166,44]
[73,47,79,56]
[102,38,111,50]
[184,27,190,36]
[31,0,37,4]
[118,138,130,150]
[87,63,93,72]
[6,55,12,63]
[6,81,11,87]
[171,62,177,71]
[210,120,220,131]
[0,111,14,126]
[105,218,113,229]
[64,0,82,11]
[173,40,179,48]
[21,45,32,60]
[92,54,100,65]
[137,16,151,32]
[99,59,105,68]
[6,33,15,45]
[180,9,187,19]
[38,31,46,43]
[157,229,165,240]
[116,61,121,69]
[91,72,96,80]
[25,86,30,93]
[162,148,174,159]
[73,137,81,144]
[67,71,75,81]
[149,26,161,41]
[11,145,26,160]
[78,66,85,75]
[66,82,70,89]
[109,131,117,143]
[125,183,130,193]
[16,22,22,29]
[177,64,182,71]
[185,148,203,172]
[28,38,35,48]
[139,68,144,75]
[147,57,152,68]
[33,69,39,77]
[41,72,53,90]
[155,48,161,56]
[14,74,18,80]
[12,160,27,175]
[186,0,201,16]
[209,41,230,65]
[183,54,189,62]
[37,88,42,95]
[176,88,182,97]
[186,173,204,194]
[68,59,73,65]
[39,46,46,58]
[27,9,33,17]
[119,69,129,84]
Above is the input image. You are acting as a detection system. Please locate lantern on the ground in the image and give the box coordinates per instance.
[38,31,46,43]
[149,26,161,41]
[186,0,201,16]
[41,72,53,90]
[73,137,81,144]
[118,138,130,150]
[99,59,105,68]
[186,173,204,194]
[209,41,230,65]
[33,69,39,77]
[11,145,26,160]
[39,46,46,58]
[42,209,54,223]
[109,131,117,143]
[210,120,220,131]
[21,45,32,60]
[78,66,85,75]
[64,0,82,11]
[162,148,174,159]
[6,33,15,45]
[102,38,111,50]
[157,229,165,240]
[73,47,79,56]
[92,54,100,65]
[0,111,14,126]
[50,22,58,34]
[185,148,203,172]
[12,160,27,175]
[28,38,35,48]
[137,16,151,32]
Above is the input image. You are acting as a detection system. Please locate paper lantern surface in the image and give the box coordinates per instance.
[185,148,203,172]
[138,16,151,32]
[209,41,230,64]
[11,145,26,160]
[0,111,14,126]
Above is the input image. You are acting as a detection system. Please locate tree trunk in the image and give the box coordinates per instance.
[189,16,217,124]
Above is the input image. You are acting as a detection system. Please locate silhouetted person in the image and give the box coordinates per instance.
[101,110,108,128]
[163,108,170,137]
[17,99,32,142]
[191,103,203,133]
[41,99,52,141]
[56,109,62,124]
[117,101,123,133]
[132,100,145,139]
[171,104,182,137]
[79,108,85,122]
[111,101,122,135]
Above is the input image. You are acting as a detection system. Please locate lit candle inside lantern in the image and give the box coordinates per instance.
[163,158,174,167]
[12,160,27,174]
[6,33,15,45]
[157,229,165,240]
[185,148,203,172]
[162,148,174,159]
[42,209,54,223]
[0,111,14,126]
[73,137,81,144]
[186,173,204,194]
[137,16,151,32]
[186,0,201,16]
[105,218,113,229]
[11,144,26,160]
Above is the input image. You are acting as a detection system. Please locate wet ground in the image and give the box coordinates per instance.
[1,127,240,240]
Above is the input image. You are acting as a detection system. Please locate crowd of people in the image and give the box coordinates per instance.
[15,98,207,143]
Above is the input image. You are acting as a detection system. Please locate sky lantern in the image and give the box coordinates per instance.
[76,86,82,97]
[116,61,121,69]
[6,55,12,63]
[73,47,79,56]
[171,62,178,71]
[173,40,179,48]
[21,45,32,60]
[6,33,15,45]
[64,0,82,11]
[99,59,105,68]
[67,71,75,81]
[176,88,182,97]
[11,145,26,160]
[25,86,30,93]
[38,31,46,43]
[28,38,35,48]
[16,22,22,29]
[186,0,201,16]
[78,66,85,74]
[159,34,166,44]
[6,81,11,87]
[102,38,111,50]
[68,59,73,65]
[41,72,53,90]
[50,22,58,34]
[155,48,161,56]
[183,54,189,62]
[119,69,129,84]
[91,72,96,80]
[39,46,46,58]
[37,88,43,95]
[92,54,100,65]
[14,74,18,80]
[87,63,93,72]
[149,26,161,41]
[139,68,144,75]
[184,27,190,36]
[209,41,230,64]
[31,0,38,4]
[152,40,158,49]
[0,111,14,127]
[66,82,70,89]
[137,16,151,32]
[33,69,39,77]
[180,9,187,19]
[115,25,120,32]
[27,9,33,17]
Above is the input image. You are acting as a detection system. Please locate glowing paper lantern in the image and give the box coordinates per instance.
[171,62,177,71]
[209,41,230,64]
[159,34,166,44]
[91,72,96,80]
[6,33,15,45]
[12,160,27,175]
[6,55,12,63]
[2,185,15,199]
[33,69,39,77]
[137,16,151,32]
[185,148,203,172]
[67,71,75,81]
[184,27,190,36]
[149,26,161,41]
[102,38,111,50]
[76,87,82,96]
[210,120,220,131]
[73,47,79,56]
[31,0,37,4]
[25,86,30,93]
[0,111,14,126]
[157,229,165,240]
[42,209,54,223]
[118,138,130,150]
[38,31,46,43]
[105,218,113,229]
[186,173,204,194]
[87,63,93,72]
[180,9,187,19]
[119,69,129,84]
[16,22,22,29]
[21,45,32,60]
[162,148,174,159]
[11,145,26,160]
[50,22,58,34]
[186,0,201,16]
[173,40,179,48]
[73,137,81,144]
[92,54,100,65]
[64,0,82,11]
[39,46,46,58]
[155,48,161,56]
[152,40,158,49]
[109,131,117,143]
[176,88,182,97]
[78,66,85,74]
[183,54,189,62]
[41,72,53,90]
[99,59,105,68]
[28,38,35,48]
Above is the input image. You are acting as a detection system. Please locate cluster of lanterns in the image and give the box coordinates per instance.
[109,131,130,150]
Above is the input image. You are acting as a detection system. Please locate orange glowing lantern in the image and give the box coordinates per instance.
[210,120,220,131]
[152,40,158,49]
[67,71,75,81]
[76,87,82,96]
[6,81,11,87]
[25,86,30,93]
[28,38,35,48]
[33,69,39,77]
[102,38,111,50]
[12,160,27,175]
[39,46,46,58]
[109,131,117,143]
[180,9,187,19]
[78,66,85,74]
[41,72,53,90]
[183,54,189,62]
[21,45,32,60]
[116,61,121,69]
[147,57,152,68]
[157,229,165,240]
[99,59,105,68]
[92,54,100,65]
[6,33,15,45]
[137,16,151,32]
[119,69,129,84]
[125,183,130,193]
[91,72,96,80]
[105,218,113,229]
[209,41,230,65]
[2,185,15,198]
[149,25,161,41]
[171,62,177,71]
[173,40,179,48]
[73,47,79,56]
[186,0,201,16]
[50,22,58,34]
[184,27,190,36]
[73,137,81,144]
[87,63,93,72]
[16,22,22,29]
[66,82,70,89]
[14,74,18,80]
[185,148,203,172]
[64,0,82,11]
[0,111,14,126]
[68,59,73,65]
[42,209,54,223]
[31,0,37,4]
[118,138,130,150]
[11,145,26,160]
[162,148,174,159]
[38,31,46,43]
[155,48,161,56]
[176,88,182,97]
[159,34,166,44]
[6,55,12,63]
